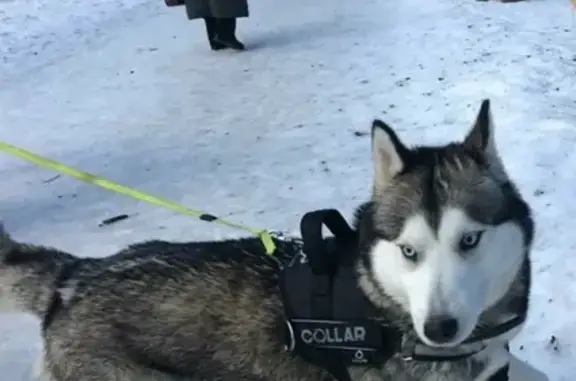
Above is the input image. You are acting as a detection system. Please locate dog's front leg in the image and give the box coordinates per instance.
[473,344,510,381]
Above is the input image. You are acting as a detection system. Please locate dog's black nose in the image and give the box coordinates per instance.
[423,315,459,344]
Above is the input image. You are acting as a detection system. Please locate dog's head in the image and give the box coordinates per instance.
[360,100,533,347]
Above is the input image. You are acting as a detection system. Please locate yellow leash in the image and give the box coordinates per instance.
[0,141,276,255]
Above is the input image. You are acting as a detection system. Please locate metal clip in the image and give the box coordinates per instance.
[284,320,296,352]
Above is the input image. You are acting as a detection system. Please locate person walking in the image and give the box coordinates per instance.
[177,0,248,51]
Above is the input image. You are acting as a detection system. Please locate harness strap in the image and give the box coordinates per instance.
[463,315,525,344]
[300,209,355,275]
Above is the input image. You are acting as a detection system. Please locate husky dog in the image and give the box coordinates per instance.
[0,99,533,381]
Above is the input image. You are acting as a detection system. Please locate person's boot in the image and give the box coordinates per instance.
[214,18,245,50]
[164,0,185,6]
[204,17,226,50]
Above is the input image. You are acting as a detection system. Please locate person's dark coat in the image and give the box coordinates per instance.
[185,0,249,19]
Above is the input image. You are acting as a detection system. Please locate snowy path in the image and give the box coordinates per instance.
[0,0,575,380]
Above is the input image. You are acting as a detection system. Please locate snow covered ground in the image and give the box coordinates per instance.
[0,0,575,379]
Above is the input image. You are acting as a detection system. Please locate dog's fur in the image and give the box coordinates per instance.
[0,100,533,381]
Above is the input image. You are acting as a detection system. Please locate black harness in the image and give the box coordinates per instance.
[280,209,525,381]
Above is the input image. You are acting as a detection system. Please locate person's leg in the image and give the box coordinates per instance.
[214,18,245,50]
[204,17,226,50]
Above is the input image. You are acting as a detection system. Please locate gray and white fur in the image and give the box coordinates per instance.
[0,100,533,381]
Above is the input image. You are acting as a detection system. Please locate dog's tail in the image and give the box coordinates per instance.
[0,222,77,264]
[0,222,80,318]
[0,221,15,257]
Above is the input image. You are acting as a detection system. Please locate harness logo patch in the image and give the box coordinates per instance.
[300,326,366,344]
[287,319,384,366]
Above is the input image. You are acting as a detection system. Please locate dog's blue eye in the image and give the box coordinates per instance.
[459,231,483,251]
[399,245,418,262]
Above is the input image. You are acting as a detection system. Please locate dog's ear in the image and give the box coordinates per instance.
[463,99,499,158]
[463,99,507,179]
[371,120,409,190]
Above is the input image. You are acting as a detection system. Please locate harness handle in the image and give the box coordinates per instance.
[300,209,355,275]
